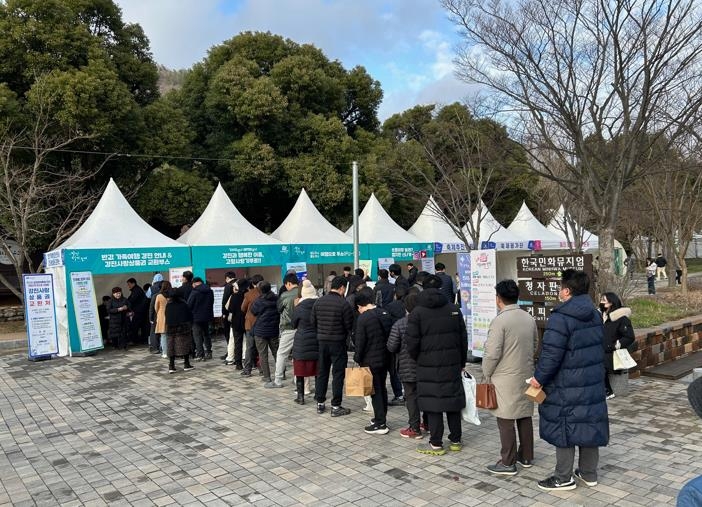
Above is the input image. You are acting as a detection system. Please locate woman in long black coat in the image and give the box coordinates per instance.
[108,287,130,350]
[165,290,194,373]
[291,280,320,405]
[600,292,635,399]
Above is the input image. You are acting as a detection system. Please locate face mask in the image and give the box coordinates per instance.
[599,303,606,312]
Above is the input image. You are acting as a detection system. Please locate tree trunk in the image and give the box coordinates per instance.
[678,255,688,296]
[597,227,616,294]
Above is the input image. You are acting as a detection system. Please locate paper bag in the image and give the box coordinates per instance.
[525,385,547,404]
[476,383,498,409]
[344,366,373,396]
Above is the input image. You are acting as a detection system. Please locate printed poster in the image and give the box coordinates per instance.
[358,260,373,280]
[212,286,225,318]
[69,271,103,352]
[286,262,308,282]
[457,253,472,350]
[470,249,497,358]
[23,274,59,358]
[169,266,192,288]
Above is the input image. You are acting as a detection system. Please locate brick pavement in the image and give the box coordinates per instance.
[0,341,699,507]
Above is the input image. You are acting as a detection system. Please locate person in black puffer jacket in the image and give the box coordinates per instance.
[187,277,215,360]
[165,289,194,373]
[224,279,248,368]
[251,282,280,383]
[599,292,635,399]
[310,276,354,416]
[406,274,468,455]
[354,290,394,435]
[291,280,320,405]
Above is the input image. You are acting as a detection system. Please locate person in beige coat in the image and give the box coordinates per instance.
[483,279,538,476]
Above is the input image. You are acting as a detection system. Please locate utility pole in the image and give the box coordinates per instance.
[352,161,359,269]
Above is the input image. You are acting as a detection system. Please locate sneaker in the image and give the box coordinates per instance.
[264,382,283,389]
[240,370,252,377]
[224,360,235,365]
[389,396,405,406]
[516,456,533,468]
[364,422,389,435]
[448,441,462,452]
[205,352,213,360]
[486,462,518,476]
[606,392,615,400]
[362,404,373,412]
[416,443,446,456]
[317,403,326,414]
[574,469,598,487]
[399,427,423,439]
[161,354,167,359]
[537,476,576,491]
[330,406,351,417]
[168,368,177,374]
[183,365,194,372]
[420,423,429,433]
[195,357,204,362]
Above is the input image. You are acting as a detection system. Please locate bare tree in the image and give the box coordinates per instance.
[442,0,702,290]
[0,85,111,301]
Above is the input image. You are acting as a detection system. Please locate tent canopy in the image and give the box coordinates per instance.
[408,196,464,244]
[347,193,422,243]
[272,189,351,244]
[464,201,529,250]
[507,202,567,250]
[546,205,599,250]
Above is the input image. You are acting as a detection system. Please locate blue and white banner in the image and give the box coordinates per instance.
[23,274,59,358]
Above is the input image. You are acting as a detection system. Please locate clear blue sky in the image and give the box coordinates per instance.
[115,0,471,120]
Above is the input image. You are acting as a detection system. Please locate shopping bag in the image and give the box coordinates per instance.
[476,383,498,409]
[461,372,481,425]
[613,348,637,370]
[344,366,373,396]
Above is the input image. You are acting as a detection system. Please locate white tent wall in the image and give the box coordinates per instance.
[45,265,69,357]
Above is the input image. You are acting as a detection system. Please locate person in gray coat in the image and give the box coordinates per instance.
[483,280,538,476]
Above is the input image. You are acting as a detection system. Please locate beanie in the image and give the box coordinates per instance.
[688,376,702,419]
[300,280,317,300]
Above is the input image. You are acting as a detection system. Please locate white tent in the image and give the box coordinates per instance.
[44,179,191,356]
[408,196,465,249]
[546,205,599,250]
[346,193,423,244]
[464,202,530,250]
[507,202,568,251]
[272,189,351,245]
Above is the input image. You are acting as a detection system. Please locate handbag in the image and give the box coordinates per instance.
[344,366,374,396]
[613,341,637,370]
[476,382,498,409]
[461,372,481,425]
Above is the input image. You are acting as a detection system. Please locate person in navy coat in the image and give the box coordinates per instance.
[529,269,609,492]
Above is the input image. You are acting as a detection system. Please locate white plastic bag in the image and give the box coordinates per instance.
[613,348,637,370]
[461,371,481,425]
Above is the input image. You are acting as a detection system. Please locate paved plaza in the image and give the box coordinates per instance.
[0,341,699,507]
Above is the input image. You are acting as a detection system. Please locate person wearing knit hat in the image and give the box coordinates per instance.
[290,280,319,404]
[677,377,702,506]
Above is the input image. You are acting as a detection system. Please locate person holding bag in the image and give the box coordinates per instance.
[599,292,635,400]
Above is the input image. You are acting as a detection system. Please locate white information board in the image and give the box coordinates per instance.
[212,286,225,318]
[70,271,103,351]
[169,266,192,288]
[23,273,60,358]
[470,249,497,358]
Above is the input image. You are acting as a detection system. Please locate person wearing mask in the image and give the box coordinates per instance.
[483,280,538,476]
[291,280,320,405]
[406,275,468,455]
[251,281,280,384]
[530,269,609,491]
[187,277,215,361]
[310,276,354,417]
[599,292,635,400]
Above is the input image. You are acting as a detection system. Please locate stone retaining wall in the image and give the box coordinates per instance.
[0,306,23,322]
[630,316,702,378]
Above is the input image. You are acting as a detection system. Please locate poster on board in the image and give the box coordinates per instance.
[358,260,373,280]
[212,286,225,318]
[23,273,59,359]
[457,253,472,349]
[286,262,308,282]
[169,267,193,288]
[69,271,103,352]
[469,249,497,358]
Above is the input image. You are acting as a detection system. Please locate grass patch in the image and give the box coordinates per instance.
[685,258,702,274]
[629,285,702,328]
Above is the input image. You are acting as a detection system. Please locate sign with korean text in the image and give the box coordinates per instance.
[470,249,497,358]
[520,303,553,324]
[169,267,192,288]
[62,247,191,274]
[457,253,472,349]
[212,286,224,318]
[518,279,561,303]
[516,254,593,278]
[23,274,59,358]
[69,271,103,352]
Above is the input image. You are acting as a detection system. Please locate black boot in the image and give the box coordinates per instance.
[295,377,305,405]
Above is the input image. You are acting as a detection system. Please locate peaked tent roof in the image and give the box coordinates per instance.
[179,184,281,246]
[507,202,566,249]
[464,201,529,247]
[408,196,464,244]
[59,178,185,249]
[346,193,422,243]
[271,189,351,244]
[546,205,599,249]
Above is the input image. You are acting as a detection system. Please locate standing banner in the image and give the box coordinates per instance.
[470,249,497,358]
[169,266,192,288]
[69,271,103,352]
[457,253,472,349]
[23,273,59,359]
[212,286,225,318]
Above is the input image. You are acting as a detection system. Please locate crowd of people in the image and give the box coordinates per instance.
[98,262,650,492]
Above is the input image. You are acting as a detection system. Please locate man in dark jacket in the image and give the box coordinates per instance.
[267,273,299,388]
[435,263,456,304]
[178,270,194,301]
[406,274,468,455]
[224,278,248,368]
[354,291,394,435]
[251,281,280,383]
[220,271,237,358]
[389,264,410,294]
[406,262,418,286]
[373,269,395,307]
[310,275,354,417]
[187,277,215,360]
[127,278,150,345]
[530,269,609,492]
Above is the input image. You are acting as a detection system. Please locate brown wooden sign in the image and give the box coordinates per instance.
[517,254,593,279]
[518,279,561,303]
[519,302,553,324]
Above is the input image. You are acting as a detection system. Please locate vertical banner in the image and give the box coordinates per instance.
[69,271,103,352]
[470,249,497,358]
[456,253,472,350]
[212,286,225,318]
[169,266,192,288]
[23,274,59,359]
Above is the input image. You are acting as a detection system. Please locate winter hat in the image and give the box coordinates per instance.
[688,376,702,419]
[300,280,317,300]
[152,273,164,284]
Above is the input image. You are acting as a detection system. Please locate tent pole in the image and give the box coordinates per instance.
[352,161,359,270]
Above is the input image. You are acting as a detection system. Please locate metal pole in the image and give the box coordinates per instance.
[352,161,359,269]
